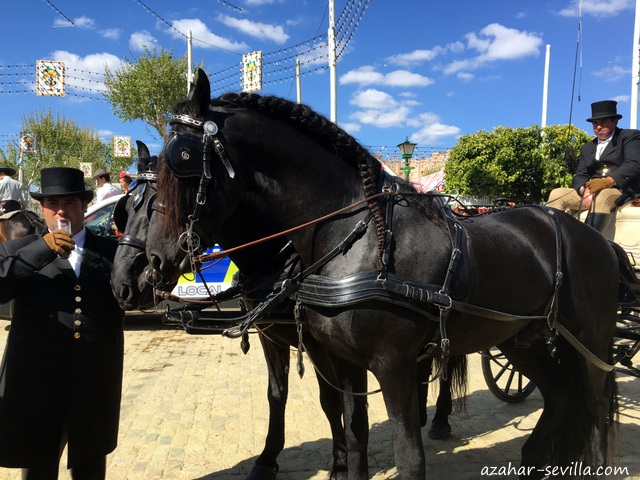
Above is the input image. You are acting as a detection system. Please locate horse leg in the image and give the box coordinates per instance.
[336,363,369,480]
[416,357,430,428]
[245,333,290,480]
[428,374,452,440]
[374,357,426,479]
[302,340,349,480]
[497,338,571,480]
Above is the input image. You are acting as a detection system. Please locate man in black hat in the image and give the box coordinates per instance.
[0,167,125,479]
[546,100,640,232]
[0,165,28,209]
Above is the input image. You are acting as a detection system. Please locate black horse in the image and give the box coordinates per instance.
[145,69,619,479]
[111,145,465,479]
[0,201,47,242]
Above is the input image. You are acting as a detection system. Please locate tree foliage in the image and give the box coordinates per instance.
[104,47,191,139]
[444,124,589,203]
[0,109,133,194]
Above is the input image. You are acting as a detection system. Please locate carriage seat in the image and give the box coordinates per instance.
[578,203,640,271]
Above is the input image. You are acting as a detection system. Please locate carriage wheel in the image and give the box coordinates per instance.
[480,347,536,403]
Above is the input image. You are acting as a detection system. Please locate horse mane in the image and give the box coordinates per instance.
[160,92,439,267]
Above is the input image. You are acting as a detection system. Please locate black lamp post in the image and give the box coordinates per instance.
[397,137,417,180]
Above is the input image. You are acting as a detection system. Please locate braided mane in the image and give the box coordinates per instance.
[211,93,389,267]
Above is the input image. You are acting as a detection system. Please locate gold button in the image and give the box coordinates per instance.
[75,296,81,302]
[74,285,81,291]
[74,320,81,327]
[74,308,82,314]
[73,332,81,339]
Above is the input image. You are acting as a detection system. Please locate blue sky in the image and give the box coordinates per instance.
[0,0,638,165]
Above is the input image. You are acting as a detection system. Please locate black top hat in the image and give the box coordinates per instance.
[587,100,623,122]
[0,166,17,176]
[31,167,94,202]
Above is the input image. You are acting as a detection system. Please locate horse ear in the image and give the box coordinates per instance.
[189,68,211,117]
[136,140,150,160]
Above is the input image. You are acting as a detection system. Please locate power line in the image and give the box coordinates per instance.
[41,0,75,26]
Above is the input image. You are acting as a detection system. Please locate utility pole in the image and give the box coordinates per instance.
[541,44,551,128]
[187,30,193,95]
[328,0,337,123]
[296,59,302,104]
[631,0,640,128]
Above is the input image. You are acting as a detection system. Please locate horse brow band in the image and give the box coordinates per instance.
[169,114,203,128]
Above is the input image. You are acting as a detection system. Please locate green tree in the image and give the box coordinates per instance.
[444,124,589,203]
[0,109,133,194]
[104,47,191,139]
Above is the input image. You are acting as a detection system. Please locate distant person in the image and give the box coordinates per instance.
[119,172,133,194]
[546,100,640,232]
[0,167,125,480]
[0,166,28,209]
[93,169,121,203]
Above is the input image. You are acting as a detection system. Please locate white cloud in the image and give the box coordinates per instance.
[100,28,121,40]
[558,0,633,18]
[340,66,433,87]
[612,95,630,103]
[170,19,249,52]
[387,42,464,67]
[442,23,542,75]
[350,89,399,110]
[411,121,461,144]
[347,90,460,142]
[351,106,412,129]
[129,31,157,51]
[340,122,361,134]
[217,14,289,45]
[51,51,123,93]
[592,65,630,83]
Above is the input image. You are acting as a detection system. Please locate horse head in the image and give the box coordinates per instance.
[110,140,175,310]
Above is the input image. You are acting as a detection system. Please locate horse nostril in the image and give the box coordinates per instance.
[149,254,162,273]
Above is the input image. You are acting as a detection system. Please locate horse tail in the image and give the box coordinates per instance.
[433,355,468,412]
[548,335,618,468]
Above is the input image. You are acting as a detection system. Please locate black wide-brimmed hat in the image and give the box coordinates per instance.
[31,167,94,202]
[587,100,623,122]
[0,166,17,176]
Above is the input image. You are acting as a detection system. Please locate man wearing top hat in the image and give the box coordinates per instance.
[547,100,640,232]
[0,167,125,479]
[0,165,28,209]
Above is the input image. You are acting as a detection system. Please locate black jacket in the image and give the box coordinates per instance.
[572,127,640,195]
[0,230,124,468]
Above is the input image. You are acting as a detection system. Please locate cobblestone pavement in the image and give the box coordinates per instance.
[1,313,639,480]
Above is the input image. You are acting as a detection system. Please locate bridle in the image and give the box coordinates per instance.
[115,169,158,251]
[163,112,240,273]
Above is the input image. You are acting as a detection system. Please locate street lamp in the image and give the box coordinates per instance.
[397,136,417,180]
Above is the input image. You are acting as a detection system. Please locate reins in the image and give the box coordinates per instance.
[193,191,393,265]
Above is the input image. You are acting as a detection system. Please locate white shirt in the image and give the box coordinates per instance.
[0,176,28,207]
[95,182,122,203]
[50,226,86,277]
[596,135,613,161]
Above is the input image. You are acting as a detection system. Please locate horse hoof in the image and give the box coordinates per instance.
[245,464,278,480]
[428,422,451,440]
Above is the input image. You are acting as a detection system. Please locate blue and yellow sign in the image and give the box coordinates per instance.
[170,246,238,299]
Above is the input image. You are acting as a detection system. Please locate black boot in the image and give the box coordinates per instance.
[586,213,612,233]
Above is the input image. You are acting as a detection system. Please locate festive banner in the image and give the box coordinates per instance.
[242,51,262,93]
[19,132,37,153]
[113,136,131,158]
[36,60,65,96]
[79,162,93,178]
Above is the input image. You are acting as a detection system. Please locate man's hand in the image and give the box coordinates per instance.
[44,231,75,258]
[585,178,612,194]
